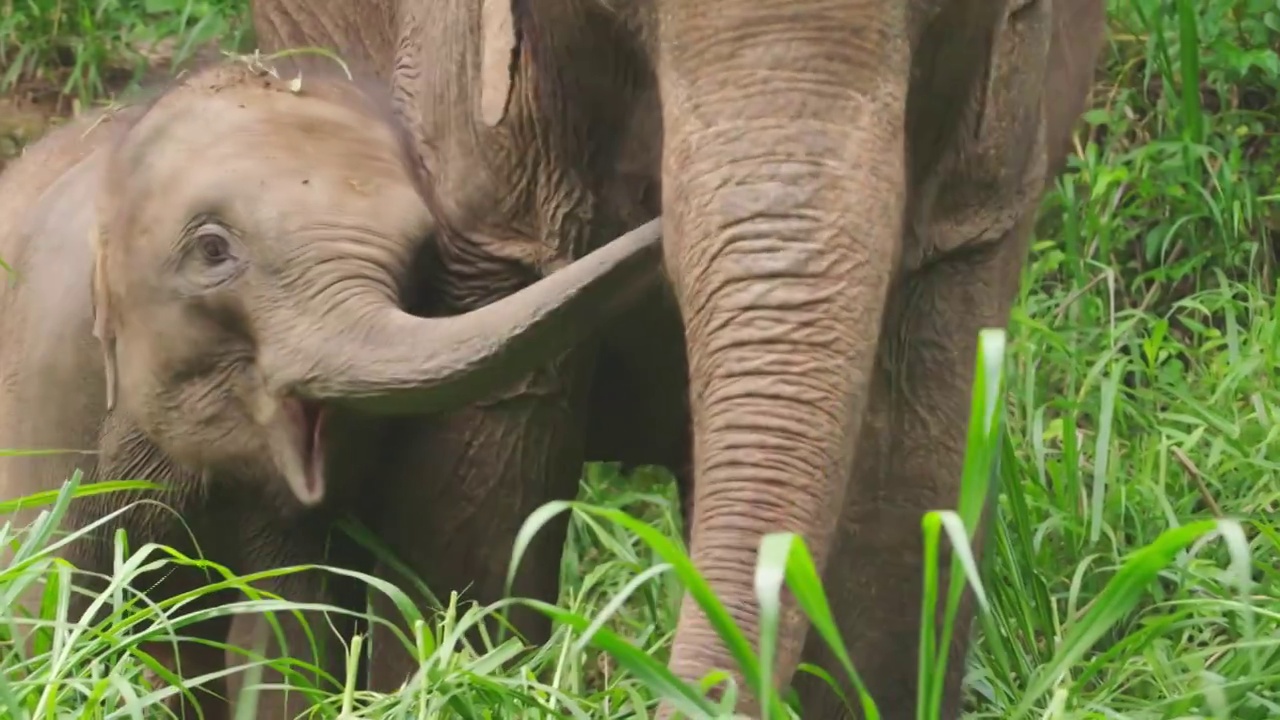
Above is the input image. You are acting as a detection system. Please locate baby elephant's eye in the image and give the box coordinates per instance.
[195,224,235,264]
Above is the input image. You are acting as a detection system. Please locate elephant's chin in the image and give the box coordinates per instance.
[255,392,330,507]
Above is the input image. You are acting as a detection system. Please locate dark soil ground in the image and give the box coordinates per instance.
[0,82,63,172]
[0,38,224,172]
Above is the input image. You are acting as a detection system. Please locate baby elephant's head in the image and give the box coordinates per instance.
[90,58,662,507]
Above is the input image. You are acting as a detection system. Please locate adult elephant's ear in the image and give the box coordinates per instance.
[88,222,119,412]
[479,0,519,126]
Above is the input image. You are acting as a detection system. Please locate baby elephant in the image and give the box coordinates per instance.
[0,57,661,719]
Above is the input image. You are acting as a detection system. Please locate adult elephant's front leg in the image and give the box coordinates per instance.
[797,4,1096,714]
[795,219,1032,719]
[250,0,398,79]
[368,348,596,688]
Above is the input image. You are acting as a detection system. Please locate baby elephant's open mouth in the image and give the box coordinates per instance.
[273,396,330,505]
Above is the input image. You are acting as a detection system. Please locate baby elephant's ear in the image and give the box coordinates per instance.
[88,222,119,412]
[479,0,519,127]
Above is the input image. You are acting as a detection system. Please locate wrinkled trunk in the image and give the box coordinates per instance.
[260,219,661,415]
[654,1,909,709]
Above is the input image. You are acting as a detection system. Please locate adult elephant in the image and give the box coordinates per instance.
[252,0,1107,716]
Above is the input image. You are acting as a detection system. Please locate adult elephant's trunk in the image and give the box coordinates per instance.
[654,0,909,707]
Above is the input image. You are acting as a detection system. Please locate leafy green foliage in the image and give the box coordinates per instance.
[0,0,249,107]
[1,0,1278,717]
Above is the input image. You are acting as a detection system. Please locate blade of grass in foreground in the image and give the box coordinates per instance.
[510,501,797,717]
[918,327,1004,720]
[500,587,718,718]
[756,531,880,720]
[0,479,162,515]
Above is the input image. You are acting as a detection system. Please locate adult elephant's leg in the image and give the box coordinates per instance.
[249,0,398,79]
[794,224,1032,719]
[794,3,1104,715]
[367,348,596,689]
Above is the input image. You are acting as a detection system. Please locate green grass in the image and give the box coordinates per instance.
[0,0,248,109]
[2,0,1280,717]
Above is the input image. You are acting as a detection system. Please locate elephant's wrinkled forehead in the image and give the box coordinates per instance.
[121,82,407,187]
[104,69,428,240]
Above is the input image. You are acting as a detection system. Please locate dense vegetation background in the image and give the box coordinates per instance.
[1,0,1278,717]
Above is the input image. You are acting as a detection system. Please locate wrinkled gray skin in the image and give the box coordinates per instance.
[0,58,662,719]
[250,0,1108,716]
